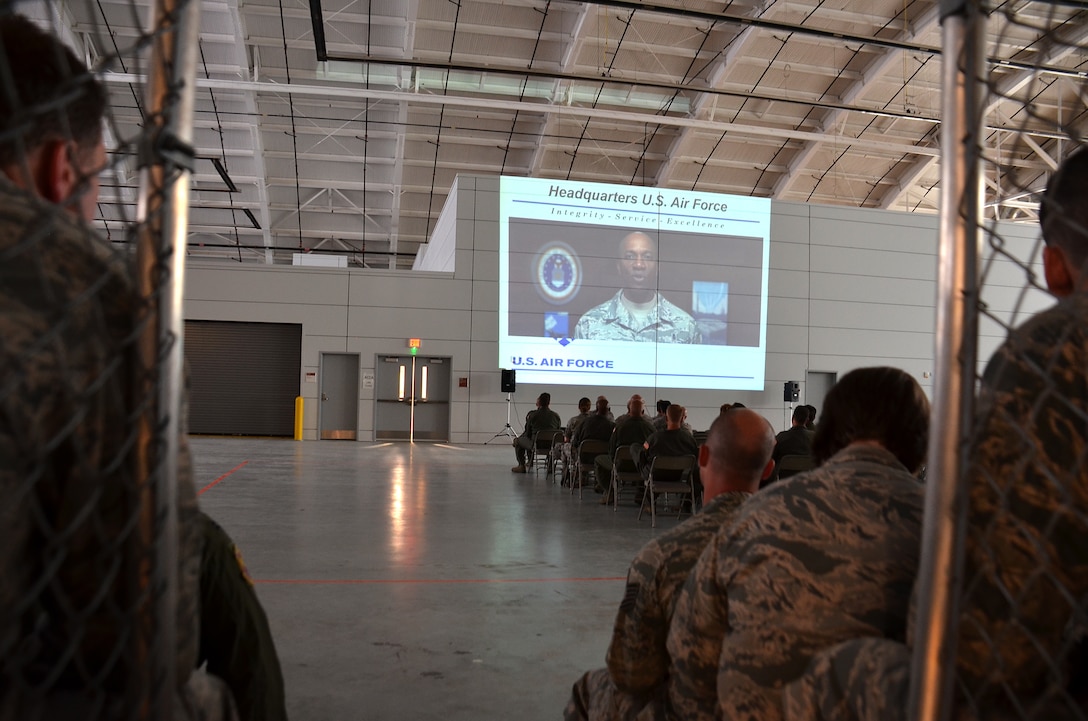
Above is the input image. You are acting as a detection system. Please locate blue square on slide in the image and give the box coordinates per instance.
[544,312,569,338]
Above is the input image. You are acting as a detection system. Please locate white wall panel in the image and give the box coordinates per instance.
[809,327,933,360]
[187,263,351,305]
[810,299,935,334]
[810,245,936,281]
[810,272,935,305]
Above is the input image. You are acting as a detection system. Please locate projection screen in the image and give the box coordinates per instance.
[498,176,771,391]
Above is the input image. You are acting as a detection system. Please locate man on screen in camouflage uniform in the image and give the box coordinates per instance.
[574,232,701,343]
[565,408,775,721]
[665,367,929,721]
[782,148,1088,721]
[0,14,233,720]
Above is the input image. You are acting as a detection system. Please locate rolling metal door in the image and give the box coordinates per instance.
[185,320,302,436]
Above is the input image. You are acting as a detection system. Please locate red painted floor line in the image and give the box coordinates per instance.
[254,576,625,585]
[199,460,250,495]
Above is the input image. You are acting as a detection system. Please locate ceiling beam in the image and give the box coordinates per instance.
[103,72,944,157]
[772,3,942,199]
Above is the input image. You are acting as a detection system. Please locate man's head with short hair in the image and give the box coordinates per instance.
[656,399,670,415]
[665,404,685,427]
[1041,147,1088,296]
[616,232,658,301]
[538,392,551,407]
[791,405,808,426]
[700,408,776,500]
[811,367,929,473]
[578,397,592,412]
[804,405,817,426]
[628,397,645,418]
[595,396,610,415]
[0,14,107,221]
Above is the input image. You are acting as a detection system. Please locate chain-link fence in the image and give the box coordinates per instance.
[911,1,1088,720]
[0,0,200,718]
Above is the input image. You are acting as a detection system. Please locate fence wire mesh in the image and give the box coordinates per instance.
[0,1,200,719]
[915,1,1088,720]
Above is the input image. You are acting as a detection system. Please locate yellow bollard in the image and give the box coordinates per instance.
[294,396,304,440]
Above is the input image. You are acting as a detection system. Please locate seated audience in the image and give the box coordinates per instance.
[783,147,1088,721]
[613,394,651,425]
[764,405,815,487]
[558,398,593,482]
[665,366,929,721]
[803,404,817,430]
[511,392,561,473]
[652,399,671,431]
[597,397,656,503]
[565,409,776,721]
[635,405,699,483]
[572,397,616,489]
[567,397,593,437]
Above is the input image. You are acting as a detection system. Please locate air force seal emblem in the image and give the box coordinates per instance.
[534,242,581,305]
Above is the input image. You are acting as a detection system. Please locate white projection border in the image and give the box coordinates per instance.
[498,176,771,391]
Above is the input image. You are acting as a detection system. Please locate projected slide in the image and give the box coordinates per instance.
[499,177,771,391]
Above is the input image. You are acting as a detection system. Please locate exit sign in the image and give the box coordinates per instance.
[408,338,422,348]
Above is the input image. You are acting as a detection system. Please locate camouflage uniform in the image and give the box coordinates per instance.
[954,291,1088,714]
[566,492,752,721]
[199,513,288,721]
[560,411,593,481]
[596,415,656,494]
[514,406,562,466]
[0,180,214,717]
[782,294,1088,721]
[665,445,924,721]
[574,291,701,343]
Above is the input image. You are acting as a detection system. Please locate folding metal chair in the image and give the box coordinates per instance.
[638,455,697,527]
[529,429,560,475]
[609,447,644,512]
[778,453,816,480]
[572,439,609,498]
[545,431,567,484]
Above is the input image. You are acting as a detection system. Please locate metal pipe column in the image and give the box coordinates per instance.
[908,0,985,720]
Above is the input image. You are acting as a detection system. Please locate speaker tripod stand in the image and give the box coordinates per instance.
[485,393,519,444]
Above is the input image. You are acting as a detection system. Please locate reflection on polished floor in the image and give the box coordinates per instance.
[191,438,676,721]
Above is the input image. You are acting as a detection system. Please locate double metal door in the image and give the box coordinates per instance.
[374,354,451,441]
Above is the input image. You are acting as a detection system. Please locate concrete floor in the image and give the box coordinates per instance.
[192,438,682,721]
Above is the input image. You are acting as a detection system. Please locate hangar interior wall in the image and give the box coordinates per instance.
[183,175,1047,442]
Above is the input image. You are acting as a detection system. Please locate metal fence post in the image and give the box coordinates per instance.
[908,0,985,719]
[132,0,201,717]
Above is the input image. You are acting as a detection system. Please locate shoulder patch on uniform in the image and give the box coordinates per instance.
[234,544,254,586]
[619,582,640,612]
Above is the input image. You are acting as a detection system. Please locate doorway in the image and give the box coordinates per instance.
[805,370,838,424]
[319,353,360,440]
[374,354,451,441]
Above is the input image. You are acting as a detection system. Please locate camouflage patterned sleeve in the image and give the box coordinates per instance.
[955,298,1088,709]
[0,190,204,697]
[781,637,911,721]
[0,208,142,692]
[607,542,669,695]
[664,535,730,721]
